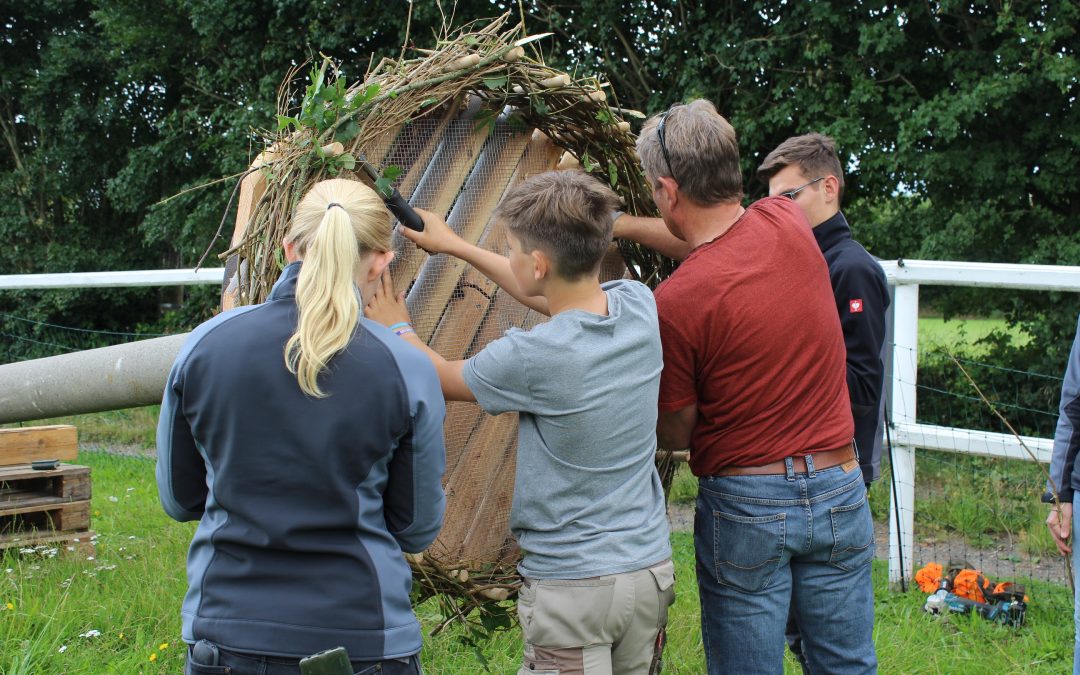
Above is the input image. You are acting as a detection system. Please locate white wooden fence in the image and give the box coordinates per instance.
[4,259,1080,584]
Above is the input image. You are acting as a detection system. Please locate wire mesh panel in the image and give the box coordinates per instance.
[878,341,1072,611]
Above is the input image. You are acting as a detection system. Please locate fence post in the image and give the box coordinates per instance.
[888,283,918,586]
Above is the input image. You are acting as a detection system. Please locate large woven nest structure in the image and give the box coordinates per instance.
[214,14,678,625]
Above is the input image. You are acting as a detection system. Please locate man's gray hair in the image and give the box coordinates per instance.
[636,99,743,205]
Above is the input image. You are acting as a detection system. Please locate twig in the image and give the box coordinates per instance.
[194,166,260,270]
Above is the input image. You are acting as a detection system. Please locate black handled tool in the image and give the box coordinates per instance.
[356,158,425,232]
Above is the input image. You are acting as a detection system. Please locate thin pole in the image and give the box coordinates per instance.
[883,401,907,593]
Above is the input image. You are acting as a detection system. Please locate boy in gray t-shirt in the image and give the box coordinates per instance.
[368,170,673,675]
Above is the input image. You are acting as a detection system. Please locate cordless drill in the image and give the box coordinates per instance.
[923,579,1027,627]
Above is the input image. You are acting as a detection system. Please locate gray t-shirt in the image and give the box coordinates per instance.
[463,279,672,579]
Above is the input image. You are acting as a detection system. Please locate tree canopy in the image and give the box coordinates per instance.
[1,1,1077,384]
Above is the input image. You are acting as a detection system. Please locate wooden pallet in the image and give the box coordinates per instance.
[0,425,78,467]
[0,530,96,556]
[0,463,92,553]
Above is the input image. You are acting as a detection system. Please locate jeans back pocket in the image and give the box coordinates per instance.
[828,491,875,571]
[711,509,786,592]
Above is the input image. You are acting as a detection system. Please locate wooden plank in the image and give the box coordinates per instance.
[0,499,90,536]
[0,464,91,504]
[450,417,518,566]
[0,529,95,556]
[428,285,494,359]
[0,426,77,466]
[408,123,535,342]
[461,434,519,566]
[391,100,494,293]
[442,401,485,481]
[431,412,519,564]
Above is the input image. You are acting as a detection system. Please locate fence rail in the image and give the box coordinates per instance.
[0,268,225,290]
[3,258,1080,585]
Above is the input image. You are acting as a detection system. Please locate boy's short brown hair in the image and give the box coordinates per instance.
[756,133,846,202]
[495,170,622,280]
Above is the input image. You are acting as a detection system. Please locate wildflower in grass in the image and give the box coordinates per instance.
[149,652,157,662]
[118,633,124,639]
[58,645,67,653]
[94,510,101,516]
[79,629,101,639]
[4,602,13,610]
[108,495,119,502]
[159,642,169,650]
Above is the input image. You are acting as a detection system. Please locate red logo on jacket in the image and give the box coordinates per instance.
[849,299,864,313]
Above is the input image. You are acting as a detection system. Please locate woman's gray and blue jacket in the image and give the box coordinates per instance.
[156,262,446,661]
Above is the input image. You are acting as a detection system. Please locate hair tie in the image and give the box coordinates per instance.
[326,202,343,211]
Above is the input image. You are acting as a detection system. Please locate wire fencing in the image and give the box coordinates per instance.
[0,311,174,365]
[875,341,1071,616]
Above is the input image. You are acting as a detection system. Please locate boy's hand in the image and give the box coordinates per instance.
[1047,502,1073,555]
[399,208,463,255]
[366,271,412,328]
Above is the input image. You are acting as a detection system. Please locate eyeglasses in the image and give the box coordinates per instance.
[780,176,824,200]
[656,107,680,185]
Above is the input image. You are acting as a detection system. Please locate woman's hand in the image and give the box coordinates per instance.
[366,270,412,328]
[399,208,464,255]
[1047,501,1073,555]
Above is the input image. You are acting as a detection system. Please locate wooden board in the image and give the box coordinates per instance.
[0,426,77,466]
[0,463,92,507]
[0,499,90,537]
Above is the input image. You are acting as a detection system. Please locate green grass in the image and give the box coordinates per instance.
[1,407,160,450]
[3,451,1071,673]
[919,314,1030,356]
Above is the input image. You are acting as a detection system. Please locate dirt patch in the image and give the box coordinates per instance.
[668,503,1071,586]
[80,442,156,459]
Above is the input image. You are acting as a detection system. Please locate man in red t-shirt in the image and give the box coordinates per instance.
[625,100,877,674]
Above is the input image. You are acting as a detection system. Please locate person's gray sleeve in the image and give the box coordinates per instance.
[462,331,535,415]
[1047,313,1080,503]
[383,351,447,553]
[155,358,207,522]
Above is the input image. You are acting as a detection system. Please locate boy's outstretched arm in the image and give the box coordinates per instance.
[401,209,550,316]
[367,270,476,402]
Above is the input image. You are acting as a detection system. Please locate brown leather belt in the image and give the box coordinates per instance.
[715,443,857,477]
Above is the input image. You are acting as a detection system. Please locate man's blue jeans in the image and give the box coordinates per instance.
[695,458,877,674]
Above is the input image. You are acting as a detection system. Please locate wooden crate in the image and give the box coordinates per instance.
[0,463,92,553]
[0,425,78,467]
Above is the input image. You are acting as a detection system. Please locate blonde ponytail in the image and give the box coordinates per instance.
[284,179,392,397]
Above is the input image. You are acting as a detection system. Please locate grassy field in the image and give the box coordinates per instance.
[1,449,1073,674]
[2,314,1071,672]
[918,314,1030,356]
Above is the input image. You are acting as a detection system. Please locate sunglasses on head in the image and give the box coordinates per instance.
[656,106,681,185]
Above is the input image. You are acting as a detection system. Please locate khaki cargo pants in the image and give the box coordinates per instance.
[517,560,676,675]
